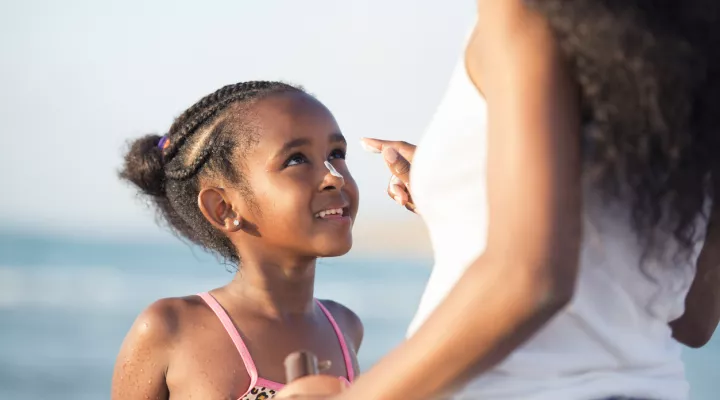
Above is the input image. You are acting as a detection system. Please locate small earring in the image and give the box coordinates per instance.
[233,219,240,226]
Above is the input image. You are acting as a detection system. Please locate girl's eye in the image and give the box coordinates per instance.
[285,153,308,167]
[328,149,346,161]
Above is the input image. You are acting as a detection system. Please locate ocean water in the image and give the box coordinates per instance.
[0,232,718,399]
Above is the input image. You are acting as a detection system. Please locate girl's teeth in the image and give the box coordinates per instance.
[316,208,344,218]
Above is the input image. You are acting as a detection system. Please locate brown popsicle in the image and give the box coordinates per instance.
[284,351,319,383]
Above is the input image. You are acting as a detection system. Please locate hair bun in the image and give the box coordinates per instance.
[120,134,167,197]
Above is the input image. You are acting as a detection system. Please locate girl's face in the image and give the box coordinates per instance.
[232,91,359,258]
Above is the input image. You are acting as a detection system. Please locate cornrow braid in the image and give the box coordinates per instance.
[164,129,217,181]
[164,81,290,161]
[168,81,271,135]
[120,81,305,266]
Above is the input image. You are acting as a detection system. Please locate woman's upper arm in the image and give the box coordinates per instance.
[670,175,720,348]
[468,0,583,294]
[111,299,178,400]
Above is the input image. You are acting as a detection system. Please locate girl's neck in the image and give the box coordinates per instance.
[223,255,317,318]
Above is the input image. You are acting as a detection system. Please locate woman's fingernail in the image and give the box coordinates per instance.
[383,147,398,163]
[360,140,381,154]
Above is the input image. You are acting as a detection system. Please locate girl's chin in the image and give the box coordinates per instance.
[315,240,353,258]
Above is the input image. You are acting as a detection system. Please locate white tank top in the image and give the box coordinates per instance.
[407,54,700,399]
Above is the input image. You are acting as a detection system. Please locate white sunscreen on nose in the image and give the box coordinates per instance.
[324,161,344,179]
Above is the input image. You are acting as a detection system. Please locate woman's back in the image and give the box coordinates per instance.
[408,55,702,400]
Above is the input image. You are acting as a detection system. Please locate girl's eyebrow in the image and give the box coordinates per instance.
[273,132,347,159]
[329,132,347,145]
[276,138,311,157]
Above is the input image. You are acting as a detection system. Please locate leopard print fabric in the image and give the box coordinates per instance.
[240,386,277,400]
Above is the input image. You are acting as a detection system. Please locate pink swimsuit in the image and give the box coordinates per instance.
[198,292,355,400]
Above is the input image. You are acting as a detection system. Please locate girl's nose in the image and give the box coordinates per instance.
[324,161,344,179]
[320,161,345,191]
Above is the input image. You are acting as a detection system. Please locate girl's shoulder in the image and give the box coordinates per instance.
[317,299,364,352]
[112,295,214,398]
[126,295,209,348]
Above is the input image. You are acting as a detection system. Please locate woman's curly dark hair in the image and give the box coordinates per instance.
[526,0,720,263]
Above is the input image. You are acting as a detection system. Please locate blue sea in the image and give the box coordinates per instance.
[0,232,718,399]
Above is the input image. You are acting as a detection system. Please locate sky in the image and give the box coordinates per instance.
[0,0,475,242]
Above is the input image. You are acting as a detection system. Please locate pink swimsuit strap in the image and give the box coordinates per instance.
[197,292,354,397]
[315,300,355,383]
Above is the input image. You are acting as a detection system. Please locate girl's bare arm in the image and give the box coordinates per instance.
[111,300,177,400]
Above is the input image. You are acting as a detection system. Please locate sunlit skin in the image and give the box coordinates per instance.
[277,0,720,398]
[279,2,581,396]
[111,91,363,400]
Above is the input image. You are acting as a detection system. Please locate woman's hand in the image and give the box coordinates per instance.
[361,138,417,212]
[275,375,346,399]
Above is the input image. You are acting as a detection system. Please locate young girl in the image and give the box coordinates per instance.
[112,81,363,400]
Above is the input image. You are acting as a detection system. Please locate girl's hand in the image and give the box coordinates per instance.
[360,138,417,212]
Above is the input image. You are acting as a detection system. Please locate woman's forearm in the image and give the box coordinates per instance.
[333,2,582,399]
[670,201,720,348]
[337,254,573,400]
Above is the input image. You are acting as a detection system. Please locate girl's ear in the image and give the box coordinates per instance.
[198,187,243,233]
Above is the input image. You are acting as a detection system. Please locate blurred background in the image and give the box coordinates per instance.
[0,1,717,399]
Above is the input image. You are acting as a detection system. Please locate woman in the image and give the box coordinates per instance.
[279,1,720,399]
